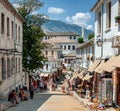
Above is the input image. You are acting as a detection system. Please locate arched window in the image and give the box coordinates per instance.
[68,45,70,50]
[72,45,75,50]
[64,46,66,50]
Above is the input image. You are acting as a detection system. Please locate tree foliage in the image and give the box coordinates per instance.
[88,33,94,40]
[78,37,84,43]
[16,0,46,71]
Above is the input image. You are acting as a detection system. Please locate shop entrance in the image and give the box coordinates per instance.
[117,68,120,106]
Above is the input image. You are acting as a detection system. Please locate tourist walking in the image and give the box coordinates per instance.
[29,83,34,99]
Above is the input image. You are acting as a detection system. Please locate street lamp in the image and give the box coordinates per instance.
[96,39,103,47]
[96,38,104,107]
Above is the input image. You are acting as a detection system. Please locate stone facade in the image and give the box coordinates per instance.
[0,0,24,97]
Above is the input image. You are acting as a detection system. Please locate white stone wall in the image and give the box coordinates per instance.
[61,43,77,55]
[94,0,120,59]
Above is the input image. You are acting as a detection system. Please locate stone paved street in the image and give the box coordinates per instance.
[5,91,87,111]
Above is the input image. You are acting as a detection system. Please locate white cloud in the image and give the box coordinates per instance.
[65,16,72,23]
[48,7,64,14]
[66,12,93,30]
[87,25,93,31]
[31,11,39,15]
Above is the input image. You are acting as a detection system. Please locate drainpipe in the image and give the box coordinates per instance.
[13,13,16,89]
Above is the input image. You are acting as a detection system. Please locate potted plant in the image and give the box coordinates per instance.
[115,16,120,23]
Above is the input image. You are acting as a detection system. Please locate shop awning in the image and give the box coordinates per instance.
[78,71,84,79]
[70,70,79,81]
[99,56,116,72]
[113,55,120,68]
[94,60,105,73]
[82,74,92,80]
[88,60,101,72]
[40,73,49,77]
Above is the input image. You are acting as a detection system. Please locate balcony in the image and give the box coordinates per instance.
[112,36,120,48]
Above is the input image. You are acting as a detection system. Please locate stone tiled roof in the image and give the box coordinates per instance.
[42,37,77,44]
[45,32,80,36]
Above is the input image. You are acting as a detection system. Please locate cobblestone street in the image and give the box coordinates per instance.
[5,91,87,111]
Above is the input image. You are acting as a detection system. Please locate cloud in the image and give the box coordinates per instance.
[66,12,93,30]
[48,7,64,14]
[65,16,72,23]
[87,25,93,31]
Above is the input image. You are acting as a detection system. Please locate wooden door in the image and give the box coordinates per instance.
[117,68,120,106]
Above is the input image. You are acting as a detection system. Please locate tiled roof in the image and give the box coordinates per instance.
[42,37,77,44]
[44,32,80,36]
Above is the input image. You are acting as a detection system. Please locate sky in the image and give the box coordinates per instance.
[9,0,97,31]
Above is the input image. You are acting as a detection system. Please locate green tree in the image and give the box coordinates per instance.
[88,33,94,40]
[78,37,84,43]
[16,0,46,72]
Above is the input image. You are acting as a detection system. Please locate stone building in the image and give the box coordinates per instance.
[0,0,24,97]
[91,0,120,107]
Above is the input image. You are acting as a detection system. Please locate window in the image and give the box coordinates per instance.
[68,59,71,64]
[1,13,5,34]
[18,58,20,72]
[46,64,48,70]
[68,45,70,50]
[16,24,17,41]
[98,11,101,34]
[72,45,75,50]
[7,58,10,77]
[74,36,76,39]
[65,59,67,63]
[18,26,20,43]
[2,58,6,80]
[45,50,48,56]
[70,36,72,39]
[52,51,54,56]
[106,2,111,28]
[16,58,17,73]
[7,17,10,36]
[64,46,66,50]
[11,21,13,38]
[11,58,14,75]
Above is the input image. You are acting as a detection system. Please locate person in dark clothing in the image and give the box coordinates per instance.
[8,90,19,104]
[29,83,34,99]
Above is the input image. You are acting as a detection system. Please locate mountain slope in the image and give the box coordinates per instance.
[42,20,93,39]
